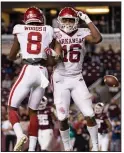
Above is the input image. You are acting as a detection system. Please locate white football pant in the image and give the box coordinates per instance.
[8,65,49,110]
[38,129,54,151]
[98,133,109,151]
[53,72,94,121]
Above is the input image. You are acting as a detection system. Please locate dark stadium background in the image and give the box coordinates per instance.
[1,1,121,151]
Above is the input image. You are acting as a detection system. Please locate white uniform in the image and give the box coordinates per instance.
[8,24,53,110]
[95,113,110,151]
[53,28,94,120]
[37,107,54,151]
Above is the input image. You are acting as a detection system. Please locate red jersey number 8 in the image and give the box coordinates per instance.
[27,32,42,54]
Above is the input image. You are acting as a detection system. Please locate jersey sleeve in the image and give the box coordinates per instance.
[78,28,91,38]
[83,28,91,38]
[12,24,24,35]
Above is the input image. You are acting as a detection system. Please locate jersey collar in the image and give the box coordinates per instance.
[59,28,78,37]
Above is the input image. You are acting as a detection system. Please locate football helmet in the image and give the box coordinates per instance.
[94,102,104,114]
[23,6,45,25]
[38,96,48,110]
[58,7,79,33]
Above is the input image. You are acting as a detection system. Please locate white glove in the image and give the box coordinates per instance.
[45,47,62,62]
[77,11,92,24]
[45,48,57,57]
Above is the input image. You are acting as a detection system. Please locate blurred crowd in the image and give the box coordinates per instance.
[1,7,121,35]
[1,42,121,151]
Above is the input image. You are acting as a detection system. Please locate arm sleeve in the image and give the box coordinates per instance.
[83,28,91,37]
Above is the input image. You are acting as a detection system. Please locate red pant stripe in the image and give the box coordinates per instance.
[8,65,28,106]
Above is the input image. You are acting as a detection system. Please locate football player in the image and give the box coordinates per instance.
[37,96,56,151]
[7,7,61,151]
[52,7,102,151]
[94,102,112,151]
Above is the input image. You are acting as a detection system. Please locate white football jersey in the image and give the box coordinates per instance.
[13,24,54,59]
[54,28,91,76]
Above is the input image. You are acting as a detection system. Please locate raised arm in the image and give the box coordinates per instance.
[77,11,102,44]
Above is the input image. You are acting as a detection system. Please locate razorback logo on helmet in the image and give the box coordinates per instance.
[59,7,78,17]
[58,7,79,33]
[27,14,37,19]
[23,6,45,25]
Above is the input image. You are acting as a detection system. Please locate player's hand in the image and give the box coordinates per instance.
[45,47,62,63]
[45,47,58,57]
[77,11,92,24]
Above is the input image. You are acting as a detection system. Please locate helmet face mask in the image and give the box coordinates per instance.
[23,6,46,25]
[38,96,48,110]
[94,103,104,114]
[58,7,79,33]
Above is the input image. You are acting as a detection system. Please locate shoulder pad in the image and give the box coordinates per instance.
[13,24,24,34]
